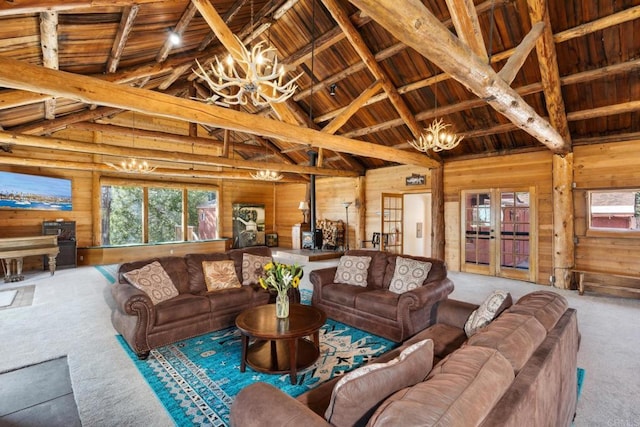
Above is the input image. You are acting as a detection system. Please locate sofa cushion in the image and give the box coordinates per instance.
[322,283,370,308]
[241,253,272,286]
[368,346,514,427]
[185,252,230,294]
[228,246,272,285]
[155,294,211,325]
[207,286,256,311]
[382,255,444,290]
[354,290,399,320]
[388,256,432,294]
[325,339,434,427]
[334,255,372,287]
[464,290,512,337]
[507,291,568,331]
[403,323,468,360]
[466,312,547,373]
[202,260,242,292]
[344,250,389,289]
[123,261,179,305]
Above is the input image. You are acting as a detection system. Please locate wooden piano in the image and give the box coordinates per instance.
[0,236,59,282]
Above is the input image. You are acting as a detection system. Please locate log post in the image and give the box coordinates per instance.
[356,176,366,249]
[431,166,445,260]
[552,153,574,289]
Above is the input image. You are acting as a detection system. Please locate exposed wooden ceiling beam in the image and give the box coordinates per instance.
[528,0,571,146]
[39,10,58,120]
[156,3,198,63]
[11,107,124,135]
[0,56,437,168]
[322,80,383,135]
[498,21,545,85]
[0,131,356,178]
[106,5,139,73]
[445,0,488,61]
[198,0,247,51]
[347,0,567,153]
[322,0,422,141]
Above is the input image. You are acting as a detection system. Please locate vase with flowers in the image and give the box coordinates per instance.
[259,261,303,318]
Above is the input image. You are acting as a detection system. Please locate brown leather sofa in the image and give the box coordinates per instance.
[230,291,580,427]
[111,246,275,359]
[309,250,454,342]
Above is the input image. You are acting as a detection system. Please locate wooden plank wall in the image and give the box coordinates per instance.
[573,141,640,279]
[274,183,307,248]
[443,150,553,283]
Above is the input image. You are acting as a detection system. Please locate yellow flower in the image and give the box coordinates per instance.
[258,277,267,290]
[264,262,274,271]
[292,276,300,288]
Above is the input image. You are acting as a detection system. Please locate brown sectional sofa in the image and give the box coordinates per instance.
[111,246,279,359]
[310,250,454,342]
[230,290,580,427]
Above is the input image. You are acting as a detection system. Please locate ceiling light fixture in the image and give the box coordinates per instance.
[168,31,181,46]
[250,169,283,181]
[193,0,301,107]
[329,83,337,96]
[408,80,463,152]
[106,112,156,174]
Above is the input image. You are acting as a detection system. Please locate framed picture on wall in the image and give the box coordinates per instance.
[232,203,266,248]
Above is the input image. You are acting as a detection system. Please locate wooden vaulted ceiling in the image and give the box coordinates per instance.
[0,0,638,181]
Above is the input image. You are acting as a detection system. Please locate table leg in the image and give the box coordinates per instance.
[313,330,320,348]
[240,334,248,372]
[270,340,278,371]
[48,254,56,275]
[578,272,585,296]
[288,339,298,385]
[2,259,11,282]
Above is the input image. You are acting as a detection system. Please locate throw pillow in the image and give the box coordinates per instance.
[241,253,272,286]
[464,290,513,337]
[334,255,372,287]
[202,260,242,292]
[325,338,434,426]
[388,256,433,294]
[123,261,179,305]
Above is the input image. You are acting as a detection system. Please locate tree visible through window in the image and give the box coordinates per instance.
[101,184,218,246]
[589,190,640,231]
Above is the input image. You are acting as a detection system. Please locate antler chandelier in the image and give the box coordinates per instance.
[194,37,301,107]
[409,118,464,152]
[106,158,156,174]
[250,169,283,181]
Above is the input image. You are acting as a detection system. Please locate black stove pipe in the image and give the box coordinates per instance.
[307,150,322,249]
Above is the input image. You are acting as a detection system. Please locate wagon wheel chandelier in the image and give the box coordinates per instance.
[194,0,302,107]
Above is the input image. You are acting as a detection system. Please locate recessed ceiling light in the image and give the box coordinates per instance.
[169,32,181,46]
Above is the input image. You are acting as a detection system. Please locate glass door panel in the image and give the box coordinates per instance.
[382,193,403,254]
[462,191,494,275]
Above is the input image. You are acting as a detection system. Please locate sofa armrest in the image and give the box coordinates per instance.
[436,298,479,329]
[230,382,329,427]
[309,267,338,303]
[111,281,154,317]
[398,277,455,310]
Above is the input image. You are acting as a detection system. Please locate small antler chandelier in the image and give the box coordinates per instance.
[194,37,301,107]
[107,158,156,174]
[250,169,283,181]
[409,118,464,152]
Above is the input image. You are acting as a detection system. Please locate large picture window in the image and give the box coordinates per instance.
[101,182,218,246]
[589,190,640,232]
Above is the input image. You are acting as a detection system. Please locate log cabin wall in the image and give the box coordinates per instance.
[443,150,554,284]
[274,183,308,248]
[573,140,640,279]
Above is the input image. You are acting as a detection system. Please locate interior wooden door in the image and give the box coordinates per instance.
[461,189,535,281]
[381,193,403,254]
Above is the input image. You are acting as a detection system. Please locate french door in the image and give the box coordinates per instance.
[381,193,403,254]
[461,188,536,281]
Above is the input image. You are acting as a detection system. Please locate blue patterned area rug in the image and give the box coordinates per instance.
[117,311,396,426]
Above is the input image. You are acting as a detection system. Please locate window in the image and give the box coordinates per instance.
[589,190,640,231]
[101,183,218,246]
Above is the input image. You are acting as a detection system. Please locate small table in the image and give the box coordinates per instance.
[235,304,326,384]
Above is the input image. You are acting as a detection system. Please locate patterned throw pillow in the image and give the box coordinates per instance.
[325,339,434,426]
[241,253,272,286]
[388,257,433,294]
[123,261,179,305]
[202,260,242,292]
[464,290,513,337]
[334,255,372,287]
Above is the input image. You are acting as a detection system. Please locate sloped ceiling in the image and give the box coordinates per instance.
[0,0,638,182]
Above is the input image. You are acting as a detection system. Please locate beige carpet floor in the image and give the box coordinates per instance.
[0,263,638,426]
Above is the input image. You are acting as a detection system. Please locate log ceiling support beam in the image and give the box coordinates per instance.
[0,56,436,169]
[156,2,197,63]
[347,0,568,153]
[445,0,488,61]
[498,21,545,85]
[39,10,58,120]
[107,5,139,73]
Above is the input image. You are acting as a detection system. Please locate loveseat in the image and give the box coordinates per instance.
[310,250,454,342]
[111,246,290,359]
[230,290,580,427]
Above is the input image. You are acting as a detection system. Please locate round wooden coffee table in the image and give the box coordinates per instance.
[235,303,326,384]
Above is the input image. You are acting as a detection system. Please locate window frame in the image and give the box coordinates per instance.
[586,189,640,238]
